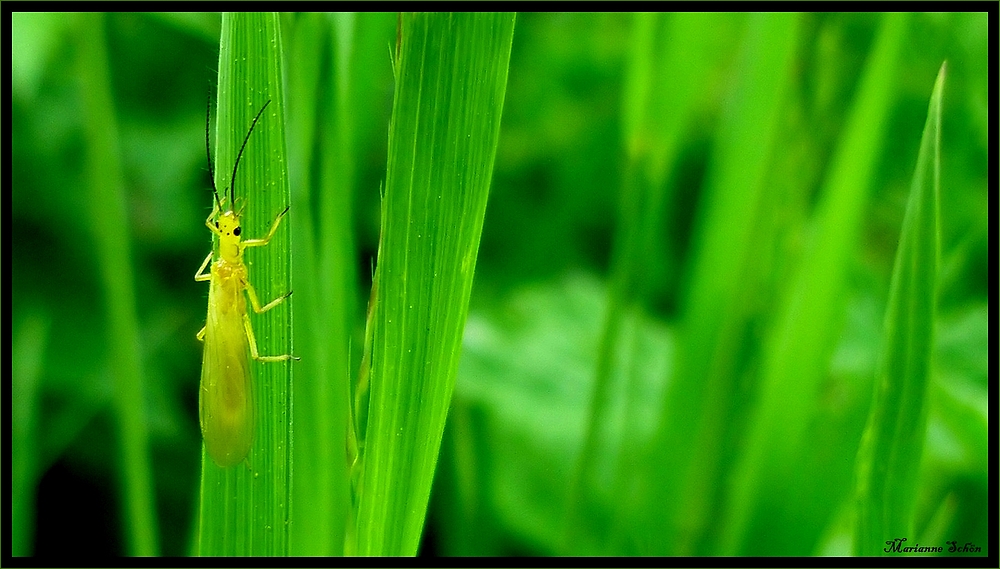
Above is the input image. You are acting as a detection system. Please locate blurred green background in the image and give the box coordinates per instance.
[11,12,988,557]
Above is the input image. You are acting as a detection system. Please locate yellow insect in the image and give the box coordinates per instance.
[195,99,298,468]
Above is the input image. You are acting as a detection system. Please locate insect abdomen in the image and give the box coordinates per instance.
[199,263,254,467]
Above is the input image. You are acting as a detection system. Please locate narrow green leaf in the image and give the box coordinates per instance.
[717,13,907,555]
[565,12,744,555]
[649,12,800,556]
[77,12,159,557]
[854,61,945,556]
[355,13,515,556]
[197,12,294,556]
[285,13,354,556]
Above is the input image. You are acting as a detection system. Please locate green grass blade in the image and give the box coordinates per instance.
[197,12,294,556]
[286,12,359,556]
[648,12,800,556]
[854,61,945,556]
[78,12,160,557]
[355,13,515,556]
[717,13,907,555]
[286,12,334,556]
[564,12,740,555]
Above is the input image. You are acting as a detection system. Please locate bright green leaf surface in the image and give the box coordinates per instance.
[354,13,515,556]
[197,12,294,557]
[854,61,945,556]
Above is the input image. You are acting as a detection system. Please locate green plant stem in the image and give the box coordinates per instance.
[78,12,159,557]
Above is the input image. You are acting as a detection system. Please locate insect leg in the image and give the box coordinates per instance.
[204,199,221,233]
[195,252,213,282]
[242,206,290,248]
[245,282,293,314]
[242,312,299,362]
[196,325,206,342]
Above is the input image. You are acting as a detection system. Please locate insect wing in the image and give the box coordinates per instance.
[199,267,254,467]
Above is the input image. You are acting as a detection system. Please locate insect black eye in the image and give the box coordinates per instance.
[215,221,219,228]
[234,226,241,236]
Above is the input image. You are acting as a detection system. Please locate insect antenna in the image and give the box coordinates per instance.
[229,100,272,215]
[206,94,223,212]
